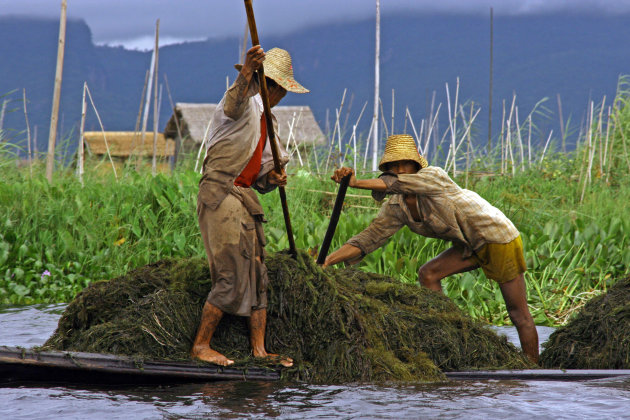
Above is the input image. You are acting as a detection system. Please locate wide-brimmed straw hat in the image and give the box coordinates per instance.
[378,134,429,172]
[235,47,309,94]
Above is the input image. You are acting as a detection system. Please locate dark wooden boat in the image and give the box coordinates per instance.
[446,369,630,381]
[2,345,629,385]
[0,346,280,385]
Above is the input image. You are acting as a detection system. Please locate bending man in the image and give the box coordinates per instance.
[323,134,539,363]
[192,46,309,366]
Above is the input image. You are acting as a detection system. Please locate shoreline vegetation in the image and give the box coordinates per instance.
[1,78,629,328]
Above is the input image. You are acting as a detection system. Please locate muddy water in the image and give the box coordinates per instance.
[1,305,629,420]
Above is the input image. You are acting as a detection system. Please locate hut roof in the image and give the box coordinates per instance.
[83,132,174,157]
[164,102,326,146]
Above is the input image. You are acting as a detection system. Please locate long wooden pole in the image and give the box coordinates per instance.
[487,7,494,153]
[371,0,381,171]
[243,0,297,257]
[23,88,33,178]
[316,174,351,265]
[77,82,87,185]
[152,19,160,176]
[46,0,67,182]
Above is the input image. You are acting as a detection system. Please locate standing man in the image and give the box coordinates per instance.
[192,46,309,366]
[323,134,539,363]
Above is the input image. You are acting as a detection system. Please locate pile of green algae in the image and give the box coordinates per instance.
[541,274,630,369]
[44,251,532,382]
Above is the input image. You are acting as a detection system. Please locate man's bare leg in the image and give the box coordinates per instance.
[418,246,479,292]
[248,308,293,367]
[191,302,234,366]
[499,274,539,364]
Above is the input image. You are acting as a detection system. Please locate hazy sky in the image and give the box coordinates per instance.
[3,0,630,50]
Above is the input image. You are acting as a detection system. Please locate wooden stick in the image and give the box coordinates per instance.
[22,88,32,177]
[130,69,150,162]
[77,82,87,185]
[46,0,67,182]
[244,0,297,257]
[371,0,381,171]
[316,174,351,265]
[151,19,160,176]
[85,84,118,180]
[487,7,494,152]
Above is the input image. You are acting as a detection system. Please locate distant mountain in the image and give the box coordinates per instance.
[1,13,629,155]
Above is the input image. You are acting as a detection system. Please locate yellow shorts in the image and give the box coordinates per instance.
[469,235,527,283]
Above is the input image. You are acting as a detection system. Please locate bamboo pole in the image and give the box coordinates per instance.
[151,19,160,176]
[343,100,367,166]
[500,99,505,174]
[0,99,7,135]
[603,106,612,177]
[445,82,455,175]
[85,84,117,179]
[466,102,473,188]
[77,82,87,185]
[391,88,395,135]
[557,93,566,153]
[33,126,38,160]
[515,107,525,171]
[597,96,606,176]
[324,88,346,173]
[139,32,157,170]
[46,0,67,182]
[379,97,389,139]
[528,115,532,169]
[152,83,163,176]
[487,7,494,152]
[22,89,32,177]
[130,70,150,162]
[371,0,381,171]
[362,119,375,169]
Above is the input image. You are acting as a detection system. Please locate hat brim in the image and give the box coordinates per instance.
[378,155,429,172]
[233,64,309,94]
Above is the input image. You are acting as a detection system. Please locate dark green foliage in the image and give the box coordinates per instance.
[540,275,630,369]
[44,251,531,383]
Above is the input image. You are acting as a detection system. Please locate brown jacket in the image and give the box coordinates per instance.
[346,166,520,259]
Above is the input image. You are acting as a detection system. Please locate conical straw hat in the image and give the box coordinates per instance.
[235,47,309,94]
[378,134,429,172]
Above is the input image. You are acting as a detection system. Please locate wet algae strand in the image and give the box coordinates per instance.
[44,251,532,382]
[541,274,630,369]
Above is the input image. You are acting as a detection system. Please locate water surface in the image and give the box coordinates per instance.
[0,305,628,419]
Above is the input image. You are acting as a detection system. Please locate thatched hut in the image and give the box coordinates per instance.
[83,131,175,172]
[163,102,326,157]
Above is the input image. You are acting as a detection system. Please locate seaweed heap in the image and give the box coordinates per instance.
[44,251,532,382]
[541,275,630,369]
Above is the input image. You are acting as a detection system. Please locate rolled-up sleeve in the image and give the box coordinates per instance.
[384,167,454,196]
[345,202,404,257]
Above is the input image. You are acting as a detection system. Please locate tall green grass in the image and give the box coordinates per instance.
[1,158,628,328]
[1,79,628,327]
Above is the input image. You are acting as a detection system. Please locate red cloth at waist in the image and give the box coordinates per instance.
[234,113,267,187]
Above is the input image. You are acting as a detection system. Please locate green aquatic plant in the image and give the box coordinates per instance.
[43,251,532,383]
[540,274,630,369]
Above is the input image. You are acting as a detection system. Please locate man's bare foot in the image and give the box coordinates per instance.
[253,350,293,367]
[191,345,234,366]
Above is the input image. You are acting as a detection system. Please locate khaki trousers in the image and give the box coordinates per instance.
[197,190,268,317]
